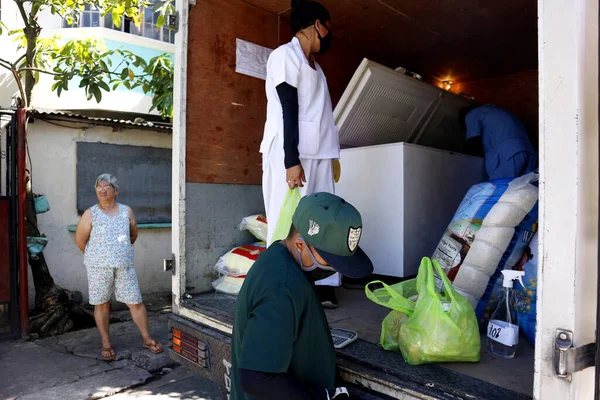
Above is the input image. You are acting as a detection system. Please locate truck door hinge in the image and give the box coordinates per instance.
[554,329,597,379]
[166,12,179,32]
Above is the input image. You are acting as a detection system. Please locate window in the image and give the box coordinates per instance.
[62,2,174,44]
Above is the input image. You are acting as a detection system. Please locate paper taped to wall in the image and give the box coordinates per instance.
[235,39,274,81]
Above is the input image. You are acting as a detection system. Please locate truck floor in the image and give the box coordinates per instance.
[182,288,534,399]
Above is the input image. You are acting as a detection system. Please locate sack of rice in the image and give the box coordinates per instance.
[214,242,267,277]
[212,275,245,295]
[240,215,268,242]
[431,172,539,329]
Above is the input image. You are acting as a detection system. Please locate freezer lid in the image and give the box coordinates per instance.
[334,59,472,151]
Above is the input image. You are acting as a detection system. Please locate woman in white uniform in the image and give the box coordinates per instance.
[260,0,341,307]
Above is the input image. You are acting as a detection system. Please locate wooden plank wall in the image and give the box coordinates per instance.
[278,18,364,107]
[186,0,278,184]
[451,70,539,149]
[186,0,363,184]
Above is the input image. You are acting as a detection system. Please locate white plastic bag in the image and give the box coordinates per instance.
[212,275,245,295]
[239,215,268,242]
[213,242,266,277]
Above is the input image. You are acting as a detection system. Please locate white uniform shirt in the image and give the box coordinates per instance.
[260,37,340,160]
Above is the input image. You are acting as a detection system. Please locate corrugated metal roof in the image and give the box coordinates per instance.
[30,109,172,132]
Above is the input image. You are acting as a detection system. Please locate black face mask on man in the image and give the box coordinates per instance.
[315,22,332,54]
[293,237,337,282]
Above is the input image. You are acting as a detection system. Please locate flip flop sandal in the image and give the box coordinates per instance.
[143,340,164,354]
[101,347,116,361]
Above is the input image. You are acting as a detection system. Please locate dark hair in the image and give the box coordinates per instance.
[290,0,331,34]
[287,224,299,239]
[458,104,479,130]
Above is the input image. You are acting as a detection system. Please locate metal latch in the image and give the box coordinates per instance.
[554,329,596,379]
[166,13,179,32]
[163,254,175,275]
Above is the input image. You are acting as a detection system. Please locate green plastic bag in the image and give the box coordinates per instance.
[368,258,480,365]
[365,280,418,316]
[269,188,301,246]
[366,279,418,352]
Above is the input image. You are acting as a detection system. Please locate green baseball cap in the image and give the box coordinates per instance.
[292,192,373,279]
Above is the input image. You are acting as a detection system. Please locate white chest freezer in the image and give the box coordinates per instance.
[335,143,485,277]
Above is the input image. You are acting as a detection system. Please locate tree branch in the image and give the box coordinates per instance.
[18,67,61,76]
[110,59,127,75]
[0,58,12,70]
[14,53,27,67]
[14,1,32,29]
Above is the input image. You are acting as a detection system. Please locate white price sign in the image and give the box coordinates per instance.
[487,320,519,346]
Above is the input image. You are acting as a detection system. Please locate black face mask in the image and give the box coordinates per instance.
[316,23,332,54]
[304,268,337,283]
[293,237,337,282]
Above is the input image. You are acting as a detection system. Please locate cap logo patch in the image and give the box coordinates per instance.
[308,220,320,236]
[348,227,362,252]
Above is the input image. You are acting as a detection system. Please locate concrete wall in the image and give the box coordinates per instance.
[184,183,264,293]
[27,119,172,305]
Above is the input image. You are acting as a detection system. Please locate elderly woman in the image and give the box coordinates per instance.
[75,173,163,361]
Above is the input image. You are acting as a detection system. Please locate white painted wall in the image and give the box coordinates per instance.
[0,1,22,106]
[171,0,189,314]
[26,119,173,306]
[0,5,174,114]
[535,0,598,398]
[30,27,174,114]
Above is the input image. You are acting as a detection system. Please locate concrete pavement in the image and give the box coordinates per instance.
[0,297,222,400]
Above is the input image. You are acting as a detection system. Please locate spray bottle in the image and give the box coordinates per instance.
[487,270,525,359]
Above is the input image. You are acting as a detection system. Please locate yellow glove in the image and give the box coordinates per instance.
[332,159,341,183]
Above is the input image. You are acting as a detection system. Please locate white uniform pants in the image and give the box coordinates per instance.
[262,148,341,287]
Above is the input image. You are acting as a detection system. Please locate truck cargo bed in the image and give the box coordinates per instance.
[172,288,534,400]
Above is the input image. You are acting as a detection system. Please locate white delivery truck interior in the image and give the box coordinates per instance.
[168,0,599,399]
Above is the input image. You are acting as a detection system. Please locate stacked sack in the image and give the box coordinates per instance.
[514,233,538,344]
[211,215,268,295]
[431,172,539,330]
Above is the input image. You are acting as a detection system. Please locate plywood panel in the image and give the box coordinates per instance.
[246,0,538,82]
[186,0,279,184]
[278,18,363,107]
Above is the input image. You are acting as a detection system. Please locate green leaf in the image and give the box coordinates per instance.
[93,86,102,103]
[98,80,110,92]
[86,87,93,101]
[156,14,165,29]
[99,60,109,72]
[112,81,121,90]
[112,8,122,28]
[120,68,129,80]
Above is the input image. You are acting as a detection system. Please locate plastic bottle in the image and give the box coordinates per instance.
[486,270,525,359]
